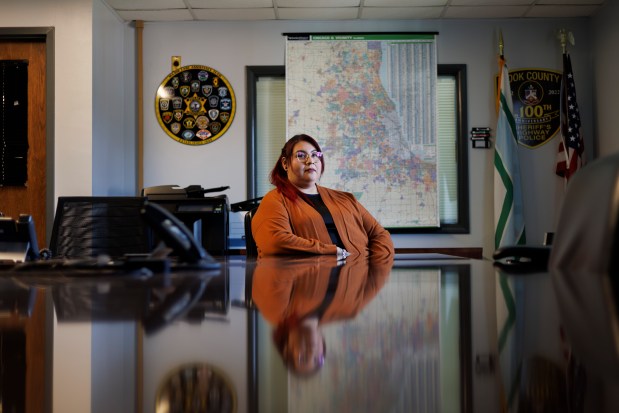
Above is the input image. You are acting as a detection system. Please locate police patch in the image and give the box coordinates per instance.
[196,129,212,140]
[508,68,561,149]
[210,122,222,133]
[196,115,209,129]
[202,85,213,97]
[208,109,219,121]
[162,111,173,124]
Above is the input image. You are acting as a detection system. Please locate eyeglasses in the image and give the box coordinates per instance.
[284,339,325,370]
[298,352,325,368]
[295,150,323,163]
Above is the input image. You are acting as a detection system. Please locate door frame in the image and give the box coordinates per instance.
[0,27,55,243]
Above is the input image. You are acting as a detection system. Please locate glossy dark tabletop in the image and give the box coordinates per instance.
[0,254,617,413]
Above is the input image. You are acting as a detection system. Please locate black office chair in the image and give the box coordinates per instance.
[49,196,152,260]
[244,207,259,258]
[549,151,619,274]
[494,151,619,274]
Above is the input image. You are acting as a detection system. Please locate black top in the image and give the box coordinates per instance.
[305,193,344,248]
[306,265,343,321]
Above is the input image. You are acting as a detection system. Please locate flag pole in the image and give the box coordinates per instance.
[559,29,567,54]
[499,29,504,57]
[496,30,504,113]
[555,28,584,182]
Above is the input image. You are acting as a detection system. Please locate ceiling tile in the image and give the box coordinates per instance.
[101,0,605,21]
[537,0,604,4]
[192,8,277,19]
[364,0,447,6]
[444,6,528,18]
[450,0,531,5]
[116,9,194,21]
[526,5,601,17]
[361,6,444,19]
[277,0,360,7]
[188,0,274,8]
[105,0,186,10]
[278,7,360,19]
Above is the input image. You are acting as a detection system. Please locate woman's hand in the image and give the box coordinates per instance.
[336,247,350,260]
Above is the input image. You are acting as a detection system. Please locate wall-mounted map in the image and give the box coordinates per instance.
[286,34,439,228]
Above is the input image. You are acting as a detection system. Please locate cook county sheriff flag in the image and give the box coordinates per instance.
[494,51,527,413]
[494,54,526,249]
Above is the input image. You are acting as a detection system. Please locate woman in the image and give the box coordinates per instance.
[251,134,394,258]
[252,254,393,375]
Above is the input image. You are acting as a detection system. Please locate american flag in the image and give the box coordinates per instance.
[556,53,585,181]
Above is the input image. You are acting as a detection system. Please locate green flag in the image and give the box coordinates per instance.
[494,55,526,249]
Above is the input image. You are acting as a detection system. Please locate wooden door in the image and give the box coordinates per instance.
[0,40,47,248]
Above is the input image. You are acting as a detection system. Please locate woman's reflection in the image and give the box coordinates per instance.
[251,254,393,375]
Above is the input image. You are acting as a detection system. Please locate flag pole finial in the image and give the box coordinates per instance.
[558,29,575,54]
[499,30,504,56]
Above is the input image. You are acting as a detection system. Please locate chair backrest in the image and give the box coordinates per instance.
[244,207,259,257]
[549,151,619,274]
[49,196,152,260]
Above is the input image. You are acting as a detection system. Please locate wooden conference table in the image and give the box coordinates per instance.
[0,253,617,413]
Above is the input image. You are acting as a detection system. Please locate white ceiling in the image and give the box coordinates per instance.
[101,0,606,22]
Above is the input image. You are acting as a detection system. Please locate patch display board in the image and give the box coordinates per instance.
[155,65,236,146]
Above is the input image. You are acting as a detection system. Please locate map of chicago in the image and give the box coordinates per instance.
[286,35,439,228]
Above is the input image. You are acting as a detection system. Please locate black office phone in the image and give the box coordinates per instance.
[8,200,222,273]
[140,200,220,270]
[492,245,551,274]
[0,214,40,262]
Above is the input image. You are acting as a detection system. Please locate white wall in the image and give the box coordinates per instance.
[0,3,603,255]
[142,307,249,413]
[0,0,137,200]
[593,0,619,157]
[52,317,92,413]
[3,5,618,412]
[92,0,137,195]
[2,3,613,256]
[140,18,593,256]
[0,0,94,198]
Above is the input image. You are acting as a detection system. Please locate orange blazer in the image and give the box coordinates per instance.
[251,186,394,258]
[251,255,393,326]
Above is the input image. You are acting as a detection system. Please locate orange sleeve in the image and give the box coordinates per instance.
[320,188,394,258]
[251,190,338,256]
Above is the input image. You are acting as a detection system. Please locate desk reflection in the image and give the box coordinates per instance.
[252,255,392,375]
[552,268,619,412]
[494,265,619,413]
[0,256,471,413]
[2,255,617,412]
[1,269,229,413]
[249,254,468,413]
[51,270,222,334]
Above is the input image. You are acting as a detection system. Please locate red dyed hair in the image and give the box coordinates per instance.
[270,134,325,202]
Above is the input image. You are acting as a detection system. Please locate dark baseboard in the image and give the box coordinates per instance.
[395,247,483,259]
[234,247,483,259]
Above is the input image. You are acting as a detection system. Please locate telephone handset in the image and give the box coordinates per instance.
[492,245,550,274]
[17,215,40,261]
[143,276,209,334]
[140,201,221,270]
[0,214,40,262]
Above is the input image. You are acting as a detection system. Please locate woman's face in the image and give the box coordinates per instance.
[282,140,323,193]
[285,323,325,374]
